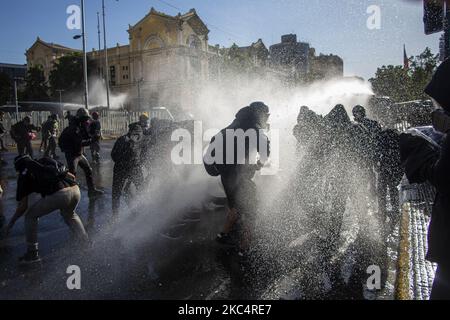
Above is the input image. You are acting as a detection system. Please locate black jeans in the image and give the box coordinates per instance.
[17,140,33,158]
[431,264,450,300]
[220,166,257,224]
[65,153,95,191]
[112,165,144,215]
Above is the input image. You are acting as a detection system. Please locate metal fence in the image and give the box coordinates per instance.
[1,109,174,146]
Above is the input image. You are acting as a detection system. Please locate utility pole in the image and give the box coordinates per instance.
[102,0,111,110]
[97,12,102,52]
[81,0,89,110]
[13,77,21,121]
[56,89,65,105]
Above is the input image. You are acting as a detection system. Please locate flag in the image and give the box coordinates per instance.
[403,44,409,70]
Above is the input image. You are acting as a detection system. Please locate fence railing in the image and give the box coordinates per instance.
[1,109,175,146]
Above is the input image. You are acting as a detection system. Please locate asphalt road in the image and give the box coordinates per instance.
[0,141,398,300]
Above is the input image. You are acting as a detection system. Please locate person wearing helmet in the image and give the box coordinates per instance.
[5,154,88,264]
[131,112,151,136]
[89,112,102,164]
[205,101,270,253]
[400,59,450,299]
[58,108,103,198]
[9,116,40,158]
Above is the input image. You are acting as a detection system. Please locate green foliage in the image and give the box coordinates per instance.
[369,47,439,102]
[23,65,49,101]
[49,52,84,96]
[0,72,12,105]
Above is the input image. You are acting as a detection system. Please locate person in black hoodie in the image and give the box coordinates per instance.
[59,109,103,198]
[111,123,145,219]
[205,102,270,251]
[400,58,450,299]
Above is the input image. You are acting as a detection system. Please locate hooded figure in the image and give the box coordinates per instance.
[206,102,271,252]
[111,123,145,219]
[400,58,450,300]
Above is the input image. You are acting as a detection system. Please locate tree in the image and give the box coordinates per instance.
[48,52,84,98]
[369,47,440,103]
[22,65,49,101]
[409,47,439,100]
[0,72,12,105]
[369,65,411,102]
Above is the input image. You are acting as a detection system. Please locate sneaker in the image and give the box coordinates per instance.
[19,251,41,265]
[88,188,104,198]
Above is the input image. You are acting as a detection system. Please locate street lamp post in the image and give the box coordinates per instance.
[102,0,111,110]
[81,0,89,110]
[13,77,22,121]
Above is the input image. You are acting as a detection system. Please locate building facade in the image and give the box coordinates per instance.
[0,63,27,81]
[26,37,82,82]
[88,8,215,111]
[269,34,310,77]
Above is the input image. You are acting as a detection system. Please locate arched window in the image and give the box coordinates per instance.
[187,35,202,50]
[143,34,165,50]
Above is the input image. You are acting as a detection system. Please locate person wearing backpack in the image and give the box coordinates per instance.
[111,123,145,219]
[204,102,271,253]
[59,108,103,198]
[10,116,40,158]
[5,155,89,264]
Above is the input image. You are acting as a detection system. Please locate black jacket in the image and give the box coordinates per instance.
[59,123,92,156]
[10,121,38,143]
[211,106,270,178]
[400,132,450,264]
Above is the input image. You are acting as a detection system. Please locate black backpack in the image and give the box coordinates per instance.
[58,127,71,153]
[35,157,75,196]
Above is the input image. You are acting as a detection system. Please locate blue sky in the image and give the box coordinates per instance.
[0,0,442,79]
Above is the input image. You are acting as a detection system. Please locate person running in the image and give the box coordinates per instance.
[5,155,89,264]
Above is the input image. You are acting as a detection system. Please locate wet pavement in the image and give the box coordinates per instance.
[0,140,401,300]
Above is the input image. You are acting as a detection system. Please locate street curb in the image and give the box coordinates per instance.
[395,202,411,300]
